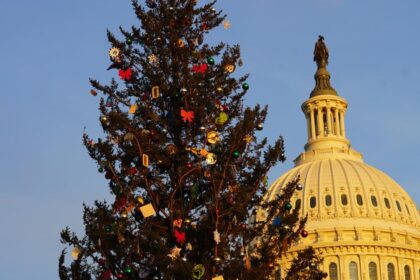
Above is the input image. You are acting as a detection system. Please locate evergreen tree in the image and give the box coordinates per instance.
[59,1,327,279]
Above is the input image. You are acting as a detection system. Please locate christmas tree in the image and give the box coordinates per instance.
[59,1,327,279]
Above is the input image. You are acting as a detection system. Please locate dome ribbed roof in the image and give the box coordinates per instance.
[266,158,420,234]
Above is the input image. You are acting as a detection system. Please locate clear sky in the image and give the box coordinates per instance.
[1,0,419,279]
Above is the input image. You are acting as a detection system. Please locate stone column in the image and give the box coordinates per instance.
[339,110,346,138]
[317,107,324,137]
[310,108,316,140]
[326,106,332,135]
[334,108,340,136]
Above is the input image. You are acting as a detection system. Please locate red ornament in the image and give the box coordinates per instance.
[174,229,186,244]
[192,64,208,74]
[301,229,309,238]
[187,162,193,168]
[102,270,112,280]
[181,109,195,123]
[117,273,123,279]
[128,167,137,176]
[201,23,209,30]
[118,68,133,81]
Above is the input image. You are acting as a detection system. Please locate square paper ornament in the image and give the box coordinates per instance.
[212,276,224,280]
[129,104,138,114]
[140,203,156,218]
[142,154,149,167]
[152,86,160,99]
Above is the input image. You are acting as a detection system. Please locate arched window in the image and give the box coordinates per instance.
[396,201,402,212]
[371,196,378,207]
[369,262,378,280]
[406,204,410,214]
[295,199,301,210]
[384,198,391,209]
[275,269,282,280]
[404,265,411,280]
[341,194,348,205]
[349,261,358,280]
[329,263,338,280]
[325,195,332,206]
[310,197,316,208]
[356,194,363,206]
[387,263,395,280]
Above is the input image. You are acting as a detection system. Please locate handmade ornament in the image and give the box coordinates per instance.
[90,89,97,96]
[173,218,183,228]
[224,64,235,73]
[215,112,229,125]
[206,131,220,144]
[206,153,217,165]
[213,229,221,244]
[142,154,149,167]
[174,229,186,244]
[192,264,205,279]
[243,135,253,143]
[129,104,138,114]
[192,64,208,74]
[109,47,121,59]
[207,57,215,65]
[148,54,158,64]
[118,68,133,81]
[167,246,181,260]
[71,247,81,260]
[181,109,195,123]
[152,86,160,99]
[139,203,156,218]
[200,149,208,157]
[223,20,231,29]
[177,38,185,47]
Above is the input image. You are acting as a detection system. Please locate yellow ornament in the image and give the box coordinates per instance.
[243,135,253,143]
[129,104,138,114]
[206,153,217,165]
[223,20,231,30]
[109,47,121,59]
[206,131,220,144]
[224,64,236,73]
[215,112,229,125]
[71,247,81,260]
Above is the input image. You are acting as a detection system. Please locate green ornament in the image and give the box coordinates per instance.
[285,202,292,211]
[98,166,104,173]
[126,38,133,45]
[233,151,240,159]
[242,83,250,90]
[207,57,215,65]
[124,267,133,274]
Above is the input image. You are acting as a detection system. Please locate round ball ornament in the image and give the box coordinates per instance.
[301,229,309,238]
[71,247,81,260]
[285,202,292,211]
[242,83,250,90]
[232,151,240,159]
[256,123,264,131]
[296,183,303,191]
[124,267,133,274]
[98,166,104,173]
[126,38,133,45]
[207,57,215,65]
[224,64,236,73]
[206,153,217,165]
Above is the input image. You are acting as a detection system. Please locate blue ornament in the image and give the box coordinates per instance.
[272,217,281,226]
[106,96,112,107]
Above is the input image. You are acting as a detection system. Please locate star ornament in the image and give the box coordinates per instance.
[167,246,181,260]
[181,109,195,123]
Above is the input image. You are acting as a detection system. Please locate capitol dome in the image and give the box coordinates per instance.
[265,37,420,280]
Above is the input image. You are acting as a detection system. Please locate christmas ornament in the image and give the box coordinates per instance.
[165,144,177,155]
[224,64,235,73]
[148,54,158,65]
[177,38,185,47]
[174,229,186,244]
[180,87,188,94]
[106,97,112,107]
[137,197,145,204]
[216,87,223,93]
[285,202,292,211]
[243,135,253,143]
[296,183,303,191]
[102,270,112,280]
[181,109,195,123]
[187,162,193,168]
[215,112,229,125]
[124,267,133,274]
[223,20,231,29]
[90,89,97,96]
[200,149,208,157]
[186,243,193,251]
[301,229,309,238]
[232,151,240,159]
[98,166,104,173]
[192,64,208,74]
[214,229,221,244]
[118,68,133,81]
[181,256,188,262]
[256,123,264,131]
[242,83,250,90]
[206,153,217,165]
[128,167,137,176]
[173,218,183,228]
[213,276,224,280]
[207,57,215,65]
[124,132,134,141]
[272,217,281,226]
[167,246,181,260]
[192,264,205,279]
[139,203,156,218]
[109,47,121,59]
[142,154,149,167]
[126,37,133,45]
[71,247,81,260]
[152,86,160,99]
[129,104,138,114]
[206,131,220,144]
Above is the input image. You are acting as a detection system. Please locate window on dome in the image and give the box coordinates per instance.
[329,263,338,280]
[310,197,316,208]
[387,263,395,280]
[369,262,378,280]
[396,201,402,212]
[349,261,358,280]
[275,269,281,280]
[384,198,391,209]
[295,199,301,210]
[404,265,411,280]
[325,195,332,206]
[341,194,348,205]
[371,196,378,207]
[406,204,410,214]
[356,194,363,206]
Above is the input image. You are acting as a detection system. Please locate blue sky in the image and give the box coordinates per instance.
[1,0,419,279]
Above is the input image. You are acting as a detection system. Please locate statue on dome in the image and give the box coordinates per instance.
[314,35,329,68]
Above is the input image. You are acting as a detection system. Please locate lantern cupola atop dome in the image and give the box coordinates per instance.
[295,36,363,166]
